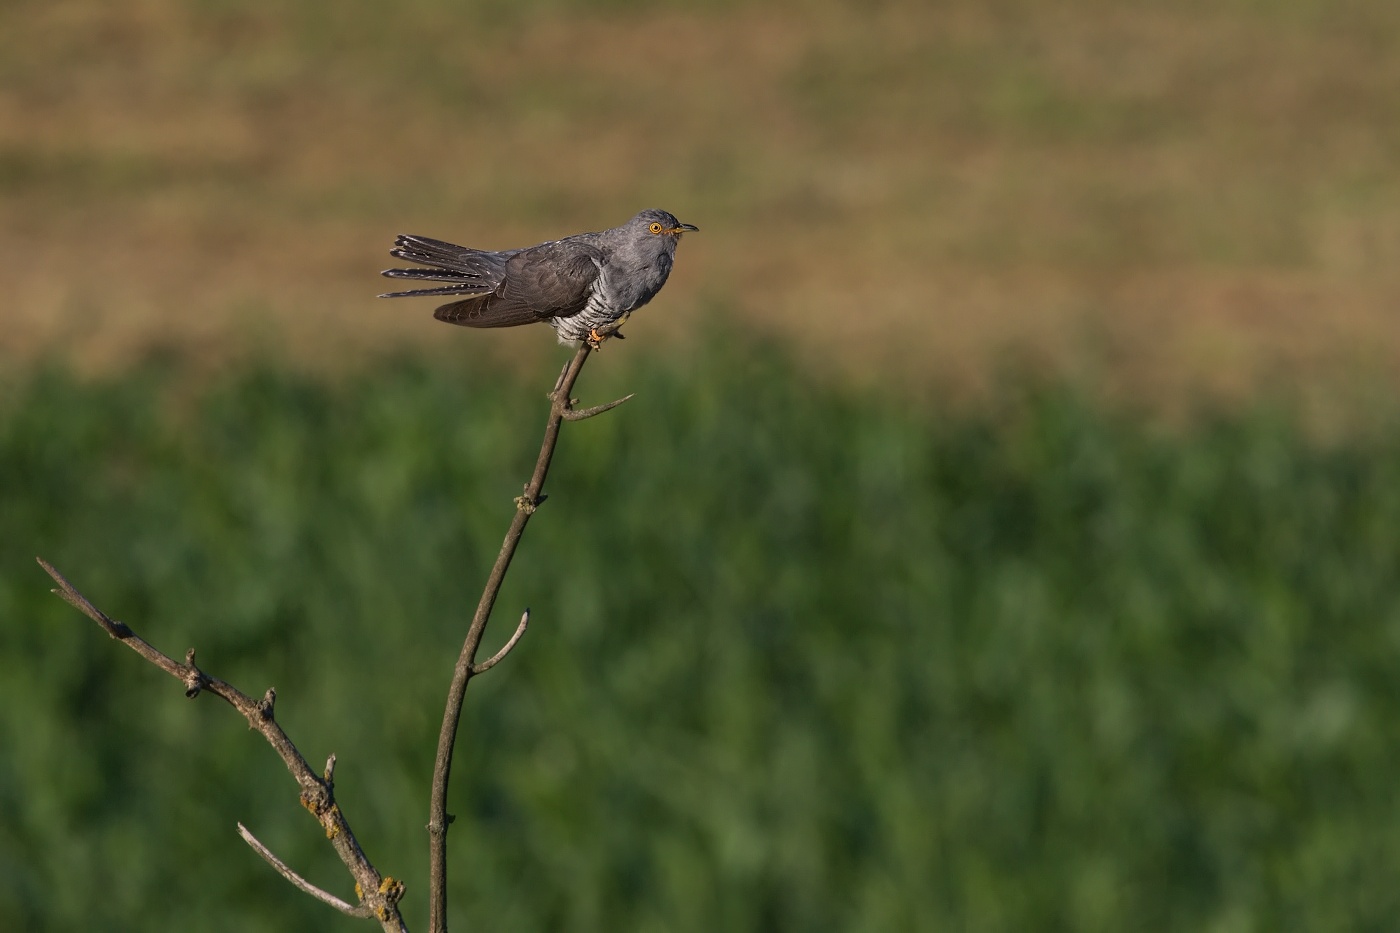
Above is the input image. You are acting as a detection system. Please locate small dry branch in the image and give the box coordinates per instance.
[37,557,407,932]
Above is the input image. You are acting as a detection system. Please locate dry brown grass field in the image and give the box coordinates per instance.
[3,0,1398,410]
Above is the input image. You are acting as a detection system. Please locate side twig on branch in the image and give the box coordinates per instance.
[36,557,408,932]
[38,340,628,932]
[427,343,630,933]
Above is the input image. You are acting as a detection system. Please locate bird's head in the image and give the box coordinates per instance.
[629,209,699,243]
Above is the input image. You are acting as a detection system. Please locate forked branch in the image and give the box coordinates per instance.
[36,557,407,931]
[427,342,629,932]
[37,340,628,933]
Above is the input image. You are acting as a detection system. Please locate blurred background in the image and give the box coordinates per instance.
[4,0,1400,929]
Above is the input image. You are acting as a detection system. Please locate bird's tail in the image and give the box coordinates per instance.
[379,234,505,298]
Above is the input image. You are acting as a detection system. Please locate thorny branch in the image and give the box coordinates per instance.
[36,557,408,932]
[427,342,631,933]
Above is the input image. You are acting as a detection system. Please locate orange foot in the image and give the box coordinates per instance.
[586,328,625,350]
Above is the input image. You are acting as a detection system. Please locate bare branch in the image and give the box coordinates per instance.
[472,610,530,675]
[561,393,635,421]
[41,329,633,932]
[429,341,633,932]
[37,557,409,932]
[238,823,373,918]
[40,557,133,638]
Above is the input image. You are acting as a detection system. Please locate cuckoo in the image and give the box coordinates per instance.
[379,209,698,348]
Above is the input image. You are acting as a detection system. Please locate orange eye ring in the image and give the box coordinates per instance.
[648,221,664,234]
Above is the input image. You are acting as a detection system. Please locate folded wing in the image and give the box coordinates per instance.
[434,239,603,329]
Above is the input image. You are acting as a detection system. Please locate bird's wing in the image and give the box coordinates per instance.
[433,239,603,329]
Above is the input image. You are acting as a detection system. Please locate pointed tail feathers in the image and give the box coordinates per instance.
[379,234,506,298]
[379,281,495,299]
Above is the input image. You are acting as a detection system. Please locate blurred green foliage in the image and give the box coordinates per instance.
[3,340,1400,931]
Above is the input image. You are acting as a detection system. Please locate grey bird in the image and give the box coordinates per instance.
[379,209,698,348]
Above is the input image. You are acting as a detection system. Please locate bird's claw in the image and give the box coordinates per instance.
[585,327,624,350]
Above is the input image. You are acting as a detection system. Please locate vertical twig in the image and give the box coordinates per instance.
[427,343,631,932]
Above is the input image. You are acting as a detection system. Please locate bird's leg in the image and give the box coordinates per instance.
[585,329,626,350]
[586,314,631,350]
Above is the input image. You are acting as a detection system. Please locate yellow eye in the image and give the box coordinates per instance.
[648,221,664,234]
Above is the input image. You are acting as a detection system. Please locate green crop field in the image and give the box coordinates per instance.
[4,343,1400,930]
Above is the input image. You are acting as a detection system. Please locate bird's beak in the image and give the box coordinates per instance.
[670,223,699,235]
